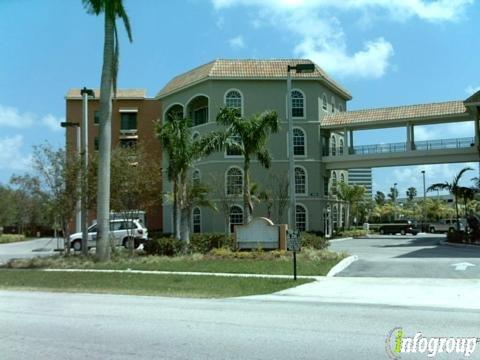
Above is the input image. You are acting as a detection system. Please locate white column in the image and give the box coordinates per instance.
[343,128,348,155]
[349,130,354,154]
[406,123,412,151]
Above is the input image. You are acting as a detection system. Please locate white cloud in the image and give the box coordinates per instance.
[41,114,64,132]
[0,104,63,132]
[228,35,245,49]
[0,135,32,172]
[415,122,474,141]
[211,0,472,79]
[465,85,480,96]
[0,105,35,128]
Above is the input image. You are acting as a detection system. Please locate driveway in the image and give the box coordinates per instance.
[330,234,480,278]
[0,238,61,265]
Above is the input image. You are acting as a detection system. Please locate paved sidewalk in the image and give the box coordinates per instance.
[246,276,480,310]
[43,268,320,280]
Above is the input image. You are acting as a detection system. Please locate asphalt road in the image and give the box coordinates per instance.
[1,290,479,360]
[330,234,480,278]
[0,237,61,265]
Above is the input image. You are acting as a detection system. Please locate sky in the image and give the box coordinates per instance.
[0,0,479,197]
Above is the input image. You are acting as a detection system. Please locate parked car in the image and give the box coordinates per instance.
[69,219,148,251]
[428,219,465,233]
[379,220,418,235]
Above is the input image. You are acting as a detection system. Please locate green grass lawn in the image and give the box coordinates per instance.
[0,270,311,298]
[7,250,344,276]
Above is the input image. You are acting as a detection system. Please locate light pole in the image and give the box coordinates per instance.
[80,87,95,255]
[393,182,398,220]
[421,170,426,231]
[60,122,81,248]
[287,63,315,231]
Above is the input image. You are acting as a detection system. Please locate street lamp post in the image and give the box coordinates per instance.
[286,63,315,231]
[393,182,398,220]
[61,122,81,237]
[422,170,426,232]
[80,87,95,255]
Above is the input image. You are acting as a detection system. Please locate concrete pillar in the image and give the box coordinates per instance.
[406,123,412,151]
[349,130,354,154]
[343,128,348,155]
[411,125,415,150]
[474,113,479,147]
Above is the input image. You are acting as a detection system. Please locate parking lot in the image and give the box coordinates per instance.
[330,234,480,278]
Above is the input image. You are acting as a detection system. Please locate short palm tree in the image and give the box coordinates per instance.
[337,182,366,228]
[204,108,279,224]
[82,0,132,261]
[427,166,473,231]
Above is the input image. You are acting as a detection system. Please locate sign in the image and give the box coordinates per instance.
[287,229,301,252]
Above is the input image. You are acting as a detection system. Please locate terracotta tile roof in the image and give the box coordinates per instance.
[321,101,468,128]
[465,90,480,105]
[156,59,351,99]
[66,88,146,99]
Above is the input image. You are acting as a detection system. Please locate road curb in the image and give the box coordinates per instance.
[326,255,358,277]
[439,240,480,248]
[328,237,353,243]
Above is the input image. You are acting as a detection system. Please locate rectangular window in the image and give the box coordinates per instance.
[94,137,99,151]
[94,111,100,125]
[193,107,207,126]
[120,113,137,130]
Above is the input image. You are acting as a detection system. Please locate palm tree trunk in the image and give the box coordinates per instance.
[454,194,460,232]
[172,178,180,239]
[179,173,189,243]
[243,159,252,224]
[96,10,114,262]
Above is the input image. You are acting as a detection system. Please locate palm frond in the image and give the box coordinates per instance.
[427,182,451,193]
[256,148,271,168]
[452,166,473,187]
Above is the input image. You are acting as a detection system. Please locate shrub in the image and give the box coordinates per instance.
[144,237,184,256]
[0,234,26,244]
[299,232,329,250]
[447,230,466,244]
[189,233,235,254]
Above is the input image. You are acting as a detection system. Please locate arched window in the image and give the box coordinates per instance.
[322,94,328,111]
[340,172,345,183]
[291,90,304,118]
[192,207,201,233]
[225,90,242,115]
[295,167,307,195]
[226,167,243,195]
[293,128,305,156]
[339,138,344,155]
[331,136,337,156]
[296,204,307,232]
[331,96,336,113]
[192,169,200,185]
[332,171,337,195]
[229,205,243,233]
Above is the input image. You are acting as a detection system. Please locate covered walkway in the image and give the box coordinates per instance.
[321,93,480,170]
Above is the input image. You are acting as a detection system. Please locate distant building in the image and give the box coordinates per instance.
[348,168,372,198]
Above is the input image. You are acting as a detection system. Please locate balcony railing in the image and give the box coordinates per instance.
[322,137,475,157]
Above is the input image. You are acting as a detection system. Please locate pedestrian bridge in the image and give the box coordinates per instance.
[321,93,480,170]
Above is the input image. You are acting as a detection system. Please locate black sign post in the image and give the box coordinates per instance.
[287,229,301,281]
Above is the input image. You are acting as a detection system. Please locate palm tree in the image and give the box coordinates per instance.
[337,182,366,229]
[82,0,132,261]
[427,167,473,231]
[406,187,417,201]
[206,108,279,224]
[156,117,219,243]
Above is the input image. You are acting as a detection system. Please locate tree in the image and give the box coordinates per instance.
[206,108,279,224]
[14,144,81,254]
[337,182,366,228]
[387,187,398,203]
[374,191,386,206]
[109,145,162,254]
[82,0,133,261]
[406,187,417,201]
[427,166,473,231]
[156,118,219,243]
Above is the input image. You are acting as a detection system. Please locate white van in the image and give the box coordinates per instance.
[69,219,148,251]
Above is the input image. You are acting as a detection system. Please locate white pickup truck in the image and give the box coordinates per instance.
[428,219,465,233]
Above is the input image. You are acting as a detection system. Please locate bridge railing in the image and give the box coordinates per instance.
[322,137,475,157]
